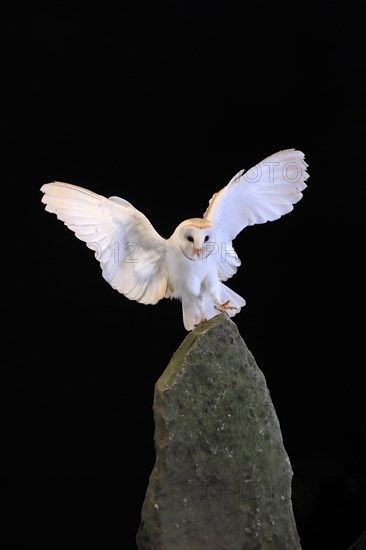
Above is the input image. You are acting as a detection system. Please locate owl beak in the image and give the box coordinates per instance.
[194,247,202,257]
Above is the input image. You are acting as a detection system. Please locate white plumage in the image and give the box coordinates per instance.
[41,149,309,330]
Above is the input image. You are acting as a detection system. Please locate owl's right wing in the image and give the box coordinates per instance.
[41,182,169,304]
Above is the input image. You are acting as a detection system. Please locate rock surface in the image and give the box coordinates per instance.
[348,528,366,550]
[136,314,301,549]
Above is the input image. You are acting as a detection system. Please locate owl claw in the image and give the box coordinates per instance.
[215,300,237,312]
[194,317,207,328]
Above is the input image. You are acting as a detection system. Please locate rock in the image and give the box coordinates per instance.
[136,314,301,550]
[348,528,366,549]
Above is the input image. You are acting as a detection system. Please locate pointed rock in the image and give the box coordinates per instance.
[137,314,301,549]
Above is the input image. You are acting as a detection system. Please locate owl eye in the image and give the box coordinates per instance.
[204,235,209,242]
[187,236,194,242]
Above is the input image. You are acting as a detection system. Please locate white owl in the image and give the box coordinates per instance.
[41,149,308,330]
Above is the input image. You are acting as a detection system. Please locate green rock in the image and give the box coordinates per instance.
[136,314,301,550]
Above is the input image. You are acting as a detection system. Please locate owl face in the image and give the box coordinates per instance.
[175,219,215,261]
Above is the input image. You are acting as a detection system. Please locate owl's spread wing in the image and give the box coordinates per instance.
[41,182,168,304]
[203,149,309,280]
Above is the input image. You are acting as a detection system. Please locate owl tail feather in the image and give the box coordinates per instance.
[182,283,246,331]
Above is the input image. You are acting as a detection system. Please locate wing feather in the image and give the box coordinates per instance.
[204,149,309,280]
[41,181,168,304]
[204,148,308,237]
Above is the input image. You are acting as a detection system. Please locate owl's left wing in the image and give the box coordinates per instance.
[203,149,309,280]
[41,182,169,304]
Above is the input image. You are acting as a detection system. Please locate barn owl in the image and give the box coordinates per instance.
[41,149,308,330]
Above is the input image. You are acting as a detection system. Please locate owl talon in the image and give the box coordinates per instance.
[215,300,237,312]
[194,317,207,328]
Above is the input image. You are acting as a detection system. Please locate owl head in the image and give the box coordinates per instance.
[171,218,215,261]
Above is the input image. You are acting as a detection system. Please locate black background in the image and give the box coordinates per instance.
[3,3,365,550]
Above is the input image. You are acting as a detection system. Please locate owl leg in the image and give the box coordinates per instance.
[204,275,237,313]
[194,297,207,327]
[182,294,206,330]
[183,276,207,327]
